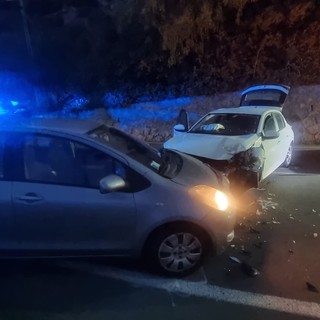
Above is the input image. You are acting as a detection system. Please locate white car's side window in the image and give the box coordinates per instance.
[274,113,286,130]
[263,114,277,133]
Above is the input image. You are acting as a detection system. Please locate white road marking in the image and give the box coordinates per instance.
[273,168,320,176]
[59,261,320,319]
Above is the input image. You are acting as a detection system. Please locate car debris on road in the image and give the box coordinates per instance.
[229,256,260,277]
[306,282,319,293]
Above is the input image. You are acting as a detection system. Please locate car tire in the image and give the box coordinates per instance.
[283,143,293,168]
[145,225,208,277]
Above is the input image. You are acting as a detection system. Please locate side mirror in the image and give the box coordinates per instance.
[99,175,126,194]
[174,124,186,132]
[173,124,187,137]
[262,130,280,140]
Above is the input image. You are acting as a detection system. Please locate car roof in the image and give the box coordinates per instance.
[209,106,282,116]
[0,117,100,135]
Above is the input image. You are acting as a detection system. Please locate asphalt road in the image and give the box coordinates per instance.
[0,148,319,320]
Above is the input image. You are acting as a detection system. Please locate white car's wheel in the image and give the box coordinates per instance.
[283,143,293,168]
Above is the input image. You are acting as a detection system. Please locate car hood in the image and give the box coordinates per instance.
[169,151,227,190]
[164,133,260,160]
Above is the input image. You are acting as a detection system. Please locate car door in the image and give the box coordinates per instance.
[0,133,15,248]
[273,112,292,161]
[261,113,283,179]
[10,133,137,254]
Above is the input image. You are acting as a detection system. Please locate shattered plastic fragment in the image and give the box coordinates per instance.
[241,262,260,277]
[313,233,318,238]
[312,209,317,213]
[272,220,281,224]
[224,267,232,275]
[229,256,241,264]
[249,226,260,234]
[241,249,251,256]
[256,209,262,216]
[306,282,319,293]
[254,241,263,249]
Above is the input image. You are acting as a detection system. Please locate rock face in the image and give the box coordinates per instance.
[106,85,320,145]
[284,85,320,144]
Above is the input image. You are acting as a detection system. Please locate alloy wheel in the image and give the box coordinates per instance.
[158,232,202,273]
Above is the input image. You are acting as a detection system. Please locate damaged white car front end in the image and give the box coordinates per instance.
[164,85,294,191]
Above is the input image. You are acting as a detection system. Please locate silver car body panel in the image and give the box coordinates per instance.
[0,118,235,258]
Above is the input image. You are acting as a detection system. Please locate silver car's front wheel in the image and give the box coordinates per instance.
[158,233,202,273]
[146,226,207,276]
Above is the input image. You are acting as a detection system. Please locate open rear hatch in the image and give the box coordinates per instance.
[240,84,290,110]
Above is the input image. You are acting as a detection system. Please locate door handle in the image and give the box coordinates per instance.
[16,193,43,204]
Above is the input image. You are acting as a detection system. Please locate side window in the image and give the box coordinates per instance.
[0,136,3,179]
[274,113,285,130]
[6,132,150,192]
[23,135,71,184]
[3,133,25,181]
[73,142,123,188]
[21,134,128,189]
[263,114,276,132]
[0,135,4,179]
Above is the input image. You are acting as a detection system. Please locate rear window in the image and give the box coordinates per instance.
[241,89,286,107]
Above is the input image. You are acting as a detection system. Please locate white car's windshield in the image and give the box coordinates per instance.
[190,113,260,136]
[88,125,182,178]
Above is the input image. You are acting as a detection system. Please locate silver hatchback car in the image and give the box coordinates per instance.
[0,118,235,276]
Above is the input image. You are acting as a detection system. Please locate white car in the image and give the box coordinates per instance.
[164,85,294,190]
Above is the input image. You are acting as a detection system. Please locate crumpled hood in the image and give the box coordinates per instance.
[164,133,260,160]
[169,151,226,189]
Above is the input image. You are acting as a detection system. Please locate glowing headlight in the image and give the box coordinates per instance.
[189,185,229,211]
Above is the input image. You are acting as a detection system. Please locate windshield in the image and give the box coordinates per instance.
[190,113,260,136]
[88,125,182,178]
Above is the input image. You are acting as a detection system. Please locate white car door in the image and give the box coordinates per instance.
[273,112,293,160]
[261,113,283,179]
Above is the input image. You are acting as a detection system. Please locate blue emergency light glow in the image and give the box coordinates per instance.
[0,107,8,115]
[10,101,19,106]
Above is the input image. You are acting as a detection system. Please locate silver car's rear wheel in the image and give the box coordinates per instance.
[158,233,202,273]
[146,226,207,276]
